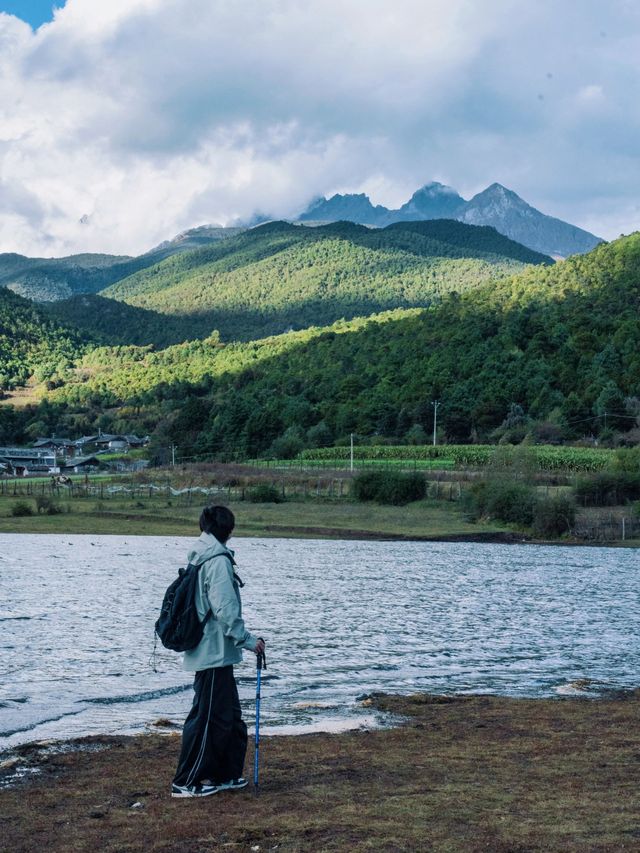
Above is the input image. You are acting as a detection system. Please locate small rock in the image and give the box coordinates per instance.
[130,801,143,809]
[251,846,260,851]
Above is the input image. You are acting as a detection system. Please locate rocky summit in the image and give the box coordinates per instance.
[299,181,602,258]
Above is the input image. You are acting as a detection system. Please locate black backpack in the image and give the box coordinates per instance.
[155,553,237,652]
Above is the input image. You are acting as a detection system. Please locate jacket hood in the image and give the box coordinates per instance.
[188,532,234,566]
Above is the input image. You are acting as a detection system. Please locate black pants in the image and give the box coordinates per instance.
[173,665,247,787]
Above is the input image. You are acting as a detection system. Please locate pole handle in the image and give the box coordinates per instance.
[257,638,267,670]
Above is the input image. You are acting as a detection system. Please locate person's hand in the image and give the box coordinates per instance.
[254,637,265,655]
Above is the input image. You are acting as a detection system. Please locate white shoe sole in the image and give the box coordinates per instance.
[218,779,249,791]
[171,787,218,798]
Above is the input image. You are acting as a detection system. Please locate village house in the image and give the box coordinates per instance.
[0,448,59,476]
[60,455,103,473]
[93,434,148,452]
[33,438,77,458]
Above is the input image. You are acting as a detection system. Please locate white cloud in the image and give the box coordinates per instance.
[0,0,639,255]
[577,84,605,103]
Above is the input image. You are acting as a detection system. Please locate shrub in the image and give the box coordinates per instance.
[245,483,284,503]
[352,470,426,505]
[11,501,34,517]
[485,481,537,525]
[460,481,488,521]
[267,427,305,460]
[36,496,64,515]
[614,446,640,473]
[405,424,428,445]
[461,478,536,525]
[533,495,576,537]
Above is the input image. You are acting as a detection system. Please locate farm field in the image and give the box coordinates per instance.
[300,444,621,472]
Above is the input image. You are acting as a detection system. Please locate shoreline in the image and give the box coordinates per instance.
[1,524,637,548]
[1,493,637,547]
[1,691,639,852]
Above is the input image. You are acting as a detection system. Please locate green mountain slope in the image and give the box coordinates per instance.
[0,288,86,391]
[0,252,152,302]
[24,232,637,454]
[44,294,213,347]
[0,227,243,303]
[98,220,552,342]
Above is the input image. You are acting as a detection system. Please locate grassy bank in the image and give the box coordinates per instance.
[2,691,639,852]
[0,494,510,540]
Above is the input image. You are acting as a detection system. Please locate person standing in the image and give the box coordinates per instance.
[172,505,265,798]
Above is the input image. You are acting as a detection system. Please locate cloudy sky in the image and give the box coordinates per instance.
[0,0,638,256]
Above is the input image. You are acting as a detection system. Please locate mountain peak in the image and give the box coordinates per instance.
[414,181,459,195]
[472,183,525,203]
[297,180,603,257]
[398,182,464,220]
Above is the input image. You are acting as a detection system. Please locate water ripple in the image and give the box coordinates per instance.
[0,533,638,748]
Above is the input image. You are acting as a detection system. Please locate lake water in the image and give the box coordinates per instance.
[0,534,638,751]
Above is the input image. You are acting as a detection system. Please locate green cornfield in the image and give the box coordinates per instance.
[299,444,617,472]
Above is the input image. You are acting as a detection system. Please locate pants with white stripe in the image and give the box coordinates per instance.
[173,665,247,787]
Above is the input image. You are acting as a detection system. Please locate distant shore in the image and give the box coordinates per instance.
[0,499,637,547]
[1,690,638,852]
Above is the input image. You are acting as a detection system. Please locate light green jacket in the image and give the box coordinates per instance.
[182,532,258,672]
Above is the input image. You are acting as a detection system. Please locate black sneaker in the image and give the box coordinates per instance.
[218,778,249,791]
[171,782,218,798]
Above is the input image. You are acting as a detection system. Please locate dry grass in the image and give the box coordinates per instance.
[0,495,510,541]
[2,692,639,852]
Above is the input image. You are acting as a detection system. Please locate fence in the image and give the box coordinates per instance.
[572,510,640,542]
[0,477,351,503]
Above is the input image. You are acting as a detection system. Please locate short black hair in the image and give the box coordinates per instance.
[199,505,235,542]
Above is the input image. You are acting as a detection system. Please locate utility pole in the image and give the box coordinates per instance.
[350,433,354,472]
[431,401,440,446]
[171,444,176,467]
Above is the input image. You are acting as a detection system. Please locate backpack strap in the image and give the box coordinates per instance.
[193,551,243,627]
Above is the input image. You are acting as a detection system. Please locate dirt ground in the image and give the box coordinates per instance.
[1,692,639,853]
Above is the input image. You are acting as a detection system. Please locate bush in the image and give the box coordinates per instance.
[11,501,34,517]
[461,479,537,525]
[533,495,576,537]
[245,483,285,503]
[352,470,426,505]
[35,496,63,515]
[614,446,640,473]
[267,427,305,460]
[486,481,537,525]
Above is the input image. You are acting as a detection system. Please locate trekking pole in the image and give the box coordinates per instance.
[254,640,266,796]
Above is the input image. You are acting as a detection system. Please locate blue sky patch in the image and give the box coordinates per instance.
[0,1,59,29]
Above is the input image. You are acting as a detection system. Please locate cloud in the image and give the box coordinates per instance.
[0,0,639,255]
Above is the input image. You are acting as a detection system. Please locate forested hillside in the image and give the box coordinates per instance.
[5,232,637,456]
[96,219,551,342]
[0,252,151,302]
[0,226,242,303]
[0,288,86,391]
[45,295,209,347]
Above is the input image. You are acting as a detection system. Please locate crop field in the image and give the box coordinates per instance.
[253,457,455,471]
[300,444,623,472]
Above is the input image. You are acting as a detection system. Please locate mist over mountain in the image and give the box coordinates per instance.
[299,182,603,258]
